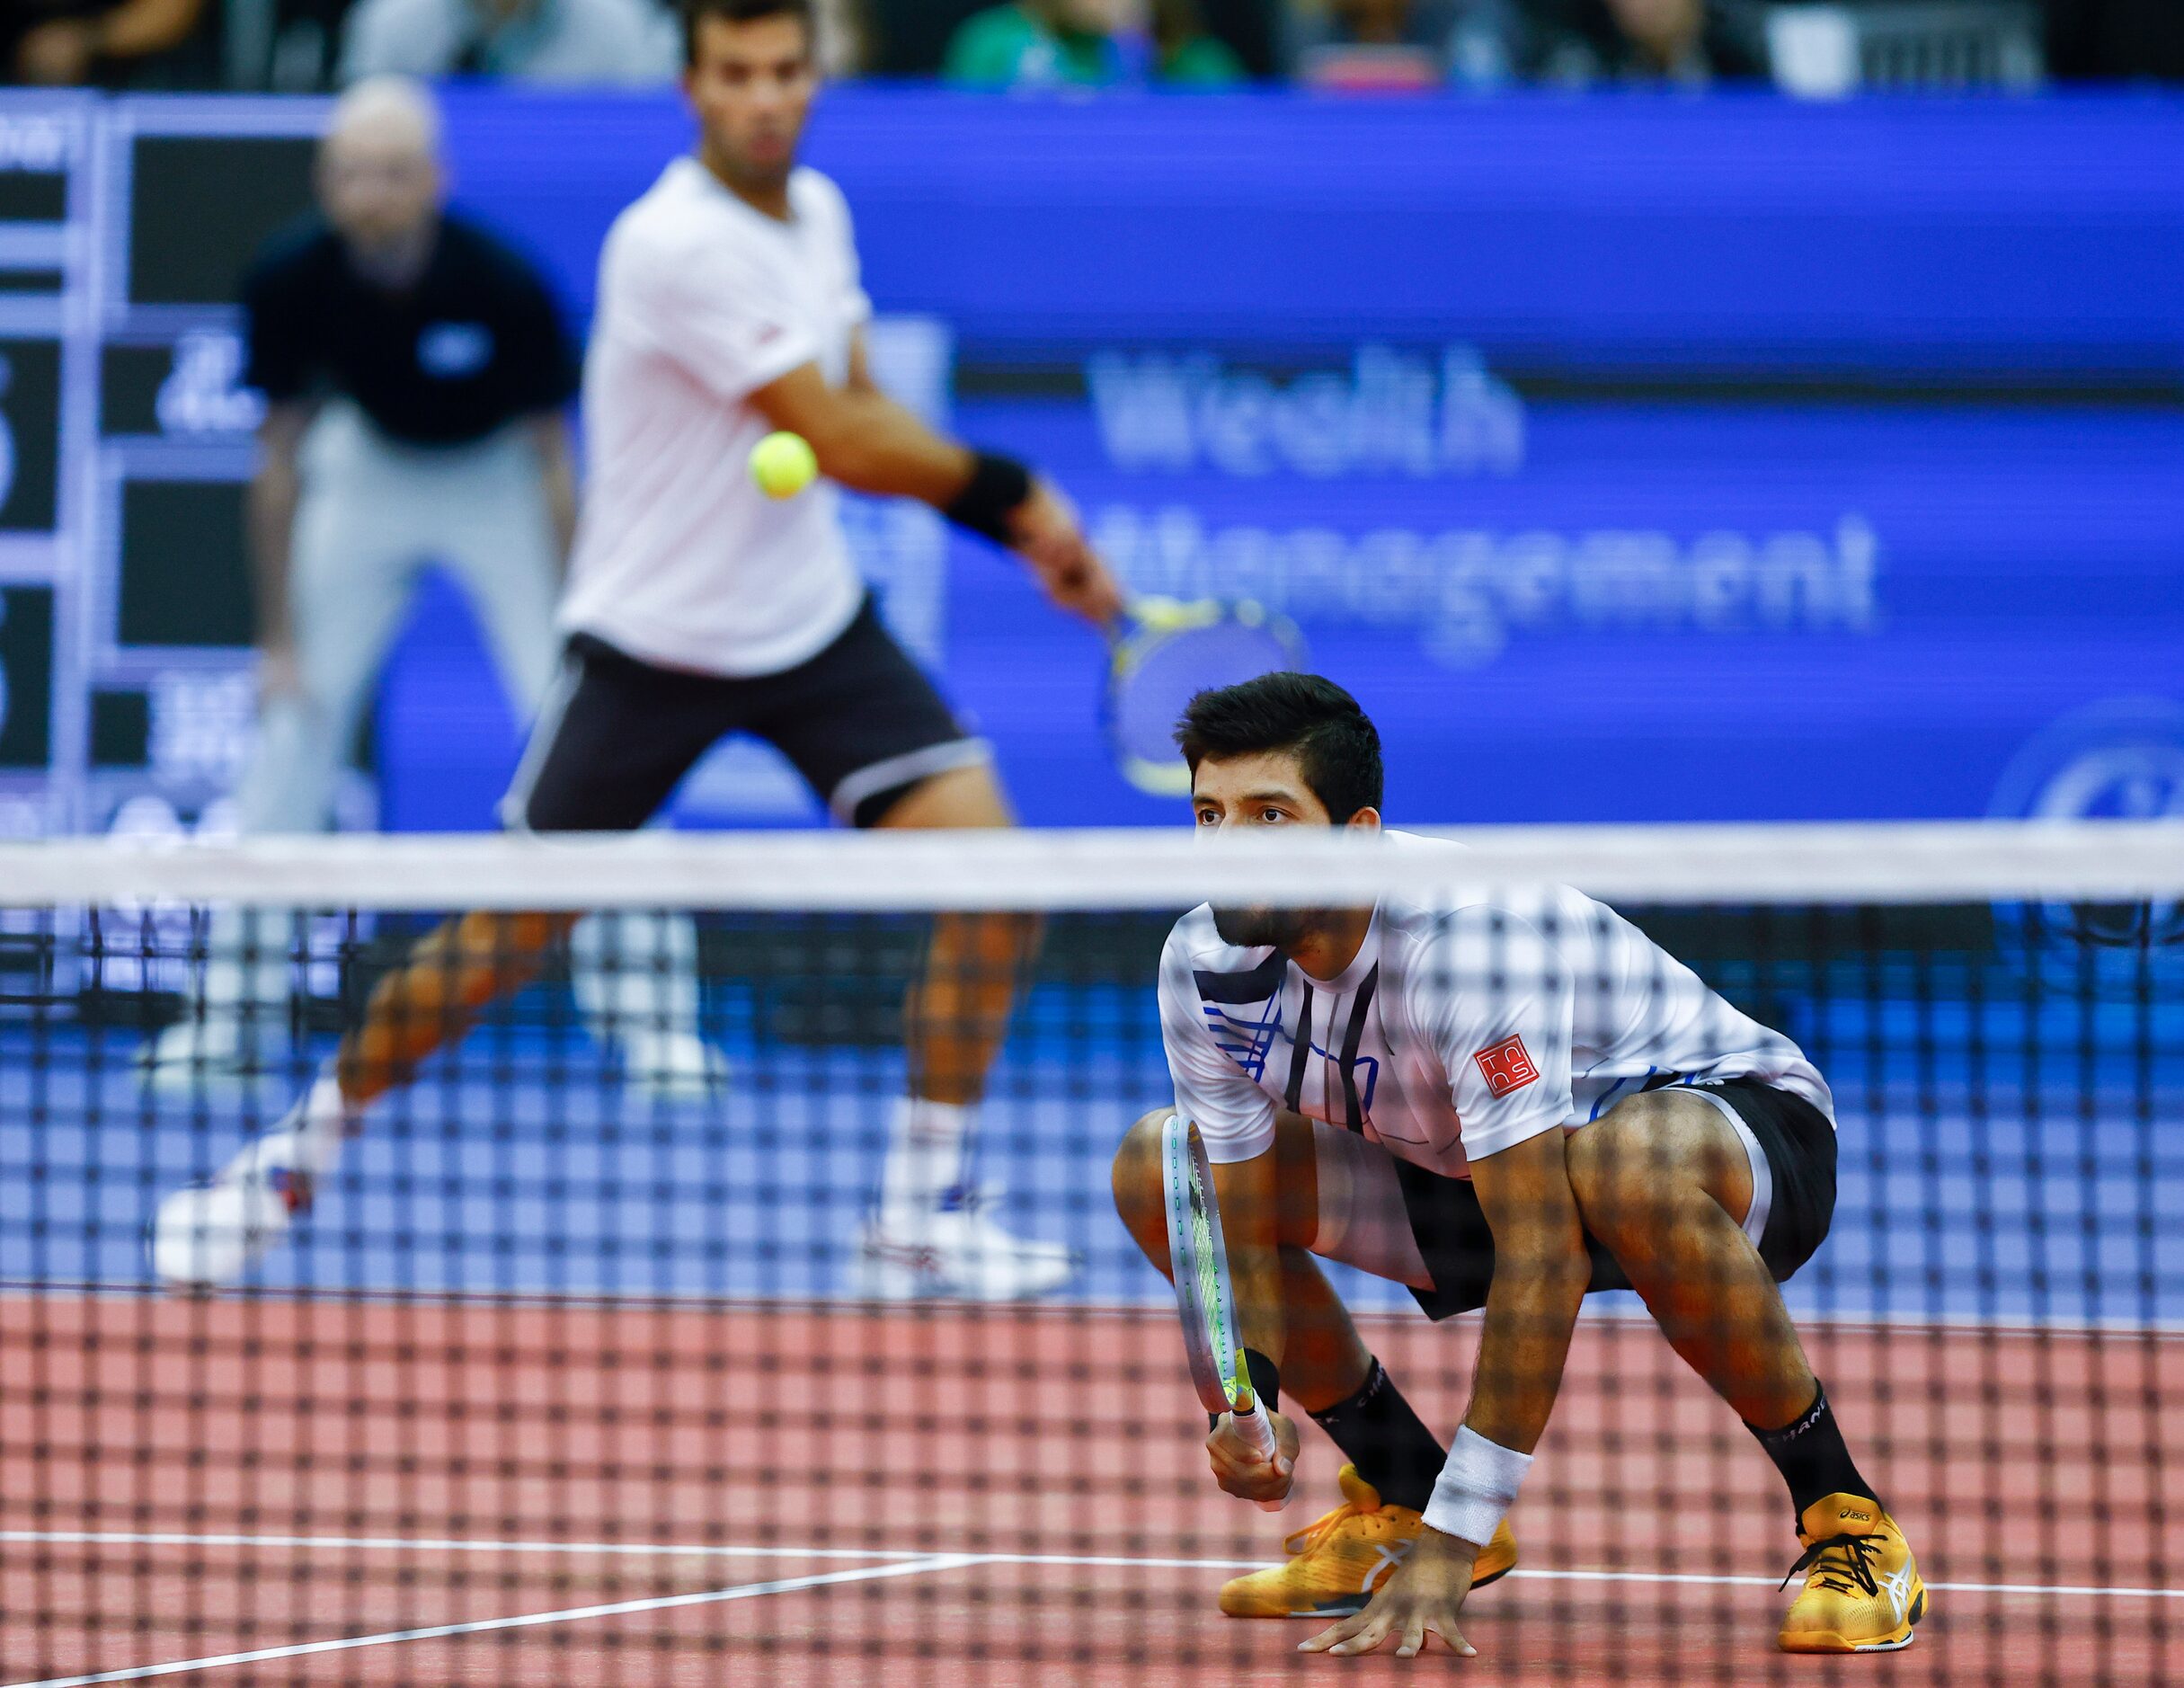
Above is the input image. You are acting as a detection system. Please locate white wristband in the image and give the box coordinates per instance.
[1423,1425,1534,1548]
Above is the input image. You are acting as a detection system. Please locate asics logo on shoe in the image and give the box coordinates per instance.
[1877,1563,1914,1624]
[1360,1540,1413,1595]
[1839,1506,1874,1525]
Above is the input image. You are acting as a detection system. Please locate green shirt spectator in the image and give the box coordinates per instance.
[944,0,1247,89]
[944,3,1124,89]
[1154,0,1247,84]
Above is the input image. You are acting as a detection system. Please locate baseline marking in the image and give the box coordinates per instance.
[1,1554,982,1688]
[0,1531,933,1564]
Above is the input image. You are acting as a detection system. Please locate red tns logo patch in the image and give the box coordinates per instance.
[1473,1035,1539,1099]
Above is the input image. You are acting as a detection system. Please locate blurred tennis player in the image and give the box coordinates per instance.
[138,76,717,1100]
[154,0,1123,1302]
[1113,674,1925,1657]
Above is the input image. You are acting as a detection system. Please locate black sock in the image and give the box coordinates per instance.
[1308,1357,1445,1514]
[1746,1381,1881,1525]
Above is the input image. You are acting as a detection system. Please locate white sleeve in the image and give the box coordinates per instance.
[808,181,874,332]
[1420,909,1576,1164]
[640,237,821,405]
[824,181,875,326]
[1158,937,1278,1165]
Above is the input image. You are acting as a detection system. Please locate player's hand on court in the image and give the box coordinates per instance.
[1300,1527,1479,1659]
[1008,481,1125,626]
[1205,1407,1299,1504]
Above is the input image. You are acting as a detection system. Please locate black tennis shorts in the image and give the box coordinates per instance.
[503,594,990,832]
[1395,1078,1839,1323]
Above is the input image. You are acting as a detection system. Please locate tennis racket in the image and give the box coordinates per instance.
[1161,1112,1288,1512]
[1104,598,1308,796]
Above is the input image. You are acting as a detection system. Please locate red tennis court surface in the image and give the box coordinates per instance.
[2,1294,2176,1686]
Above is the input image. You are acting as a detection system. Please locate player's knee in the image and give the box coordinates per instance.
[1111,1109,1174,1255]
[1567,1102,1679,1248]
[1574,1095,1741,1272]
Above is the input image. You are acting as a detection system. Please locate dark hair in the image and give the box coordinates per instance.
[1175,673,1383,822]
[682,0,815,66]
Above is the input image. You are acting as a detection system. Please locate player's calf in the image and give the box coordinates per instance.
[1567,1091,1816,1427]
[1569,1091,1923,1652]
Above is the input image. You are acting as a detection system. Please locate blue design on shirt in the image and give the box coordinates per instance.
[1203,996,1280,1081]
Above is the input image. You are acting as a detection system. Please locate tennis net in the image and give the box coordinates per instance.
[0,822,2178,1686]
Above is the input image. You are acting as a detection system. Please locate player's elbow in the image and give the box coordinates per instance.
[803,427,885,490]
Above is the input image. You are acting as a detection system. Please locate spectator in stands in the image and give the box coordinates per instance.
[4,0,208,84]
[1285,0,1456,85]
[946,0,1128,86]
[1155,0,1248,81]
[1288,0,1763,88]
[1580,0,1765,81]
[946,0,1243,87]
[340,0,679,83]
[1497,0,1763,84]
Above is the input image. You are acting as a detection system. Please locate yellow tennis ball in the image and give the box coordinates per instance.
[750,431,818,499]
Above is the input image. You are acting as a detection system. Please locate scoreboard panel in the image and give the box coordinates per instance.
[0,95,321,840]
[0,95,86,839]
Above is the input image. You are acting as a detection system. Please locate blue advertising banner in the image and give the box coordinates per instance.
[44,87,2163,836]
[942,377,2183,825]
[440,89,2184,379]
[384,88,2184,831]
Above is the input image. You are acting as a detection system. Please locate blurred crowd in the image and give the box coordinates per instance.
[2,0,2177,97]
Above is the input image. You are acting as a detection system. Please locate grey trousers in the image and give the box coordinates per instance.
[191,404,701,1052]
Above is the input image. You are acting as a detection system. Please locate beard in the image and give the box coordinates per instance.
[1211,904,1315,952]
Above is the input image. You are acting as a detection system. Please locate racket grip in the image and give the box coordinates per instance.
[1239,1400,1290,1513]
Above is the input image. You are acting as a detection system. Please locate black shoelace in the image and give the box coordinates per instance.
[1780,1532,1884,1598]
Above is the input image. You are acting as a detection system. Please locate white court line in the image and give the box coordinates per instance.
[1501,1568,2184,1601]
[0,1531,934,1564]
[5,1529,2180,1603]
[1,1554,984,1688]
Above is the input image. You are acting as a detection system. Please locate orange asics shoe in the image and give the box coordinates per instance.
[1218,1462,1518,1619]
[1778,1493,1927,1653]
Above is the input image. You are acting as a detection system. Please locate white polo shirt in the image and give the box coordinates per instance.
[1159,831,1833,1173]
[559,158,871,677]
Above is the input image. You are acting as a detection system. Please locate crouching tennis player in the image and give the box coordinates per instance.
[1113,673,1924,1658]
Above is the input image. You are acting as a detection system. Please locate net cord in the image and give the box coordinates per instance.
[0,820,2175,911]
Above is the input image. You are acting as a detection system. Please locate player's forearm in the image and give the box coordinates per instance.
[1461,1239,1588,1453]
[246,462,300,649]
[1209,1148,1289,1378]
[248,408,307,648]
[531,413,579,568]
[1230,1242,1289,1375]
[800,390,975,506]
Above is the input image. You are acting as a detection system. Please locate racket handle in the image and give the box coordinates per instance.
[1238,1399,1290,1513]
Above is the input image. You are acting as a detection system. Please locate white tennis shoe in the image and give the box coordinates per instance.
[149,1125,320,1289]
[617,1027,730,1101]
[850,1187,1077,1302]
[137,1014,264,1097]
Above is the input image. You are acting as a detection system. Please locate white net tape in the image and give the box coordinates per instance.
[0,820,2177,911]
